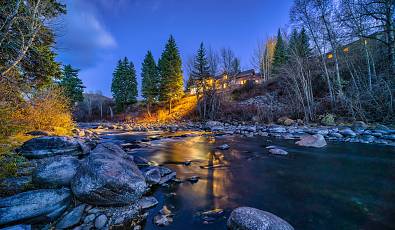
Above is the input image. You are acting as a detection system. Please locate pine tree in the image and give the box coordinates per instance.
[111,57,138,112]
[191,42,211,92]
[298,28,311,58]
[141,51,160,116]
[158,35,184,113]
[272,29,287,74]
[59,64,85,105]
[288,28,299,56]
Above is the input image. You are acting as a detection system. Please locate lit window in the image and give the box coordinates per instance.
[327,53,333,59]
[224,75,228,80]
[343,47,349,53]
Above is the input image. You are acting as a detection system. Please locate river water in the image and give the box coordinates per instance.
[100,130,395,230]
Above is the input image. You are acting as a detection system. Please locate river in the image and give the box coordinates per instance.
[100,130,395,230]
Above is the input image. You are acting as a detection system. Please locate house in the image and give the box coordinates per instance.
[189,69,263,95]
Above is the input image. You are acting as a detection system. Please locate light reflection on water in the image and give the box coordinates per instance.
[103,131,395,230]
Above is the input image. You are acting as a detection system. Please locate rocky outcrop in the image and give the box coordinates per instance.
[18,137,89,159]
[33,156,79,188]
[71,143,147,206]
[227,207,294,230]
[296,134,327,148]
[0,188,71,227]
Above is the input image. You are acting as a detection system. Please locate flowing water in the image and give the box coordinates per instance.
[101,130,395,230]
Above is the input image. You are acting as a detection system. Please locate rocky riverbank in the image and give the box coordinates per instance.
[79,119,395,146]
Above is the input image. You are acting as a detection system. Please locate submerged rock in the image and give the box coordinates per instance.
[18,136,88,159]
[269,148,288,155]
[154,206,173,227]
[33,156,79,188]
[339,128,357,137]
[217,144,230,150]
[0,188,71,226]
[227,207,294,230]
[296,134,327,148]
[71,143,147,206]
[55,204,86,229]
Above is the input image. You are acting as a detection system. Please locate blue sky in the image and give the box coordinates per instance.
[56,0,293,97]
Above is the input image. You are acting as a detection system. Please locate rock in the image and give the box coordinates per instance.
[56,204,86,229]
[71,143,147,206]
[277,117,288,125]
[269,148,288,155]
[352,121,368,131]
[0,176,32,196]
[137,196,158,210]
[217,144,230,150]
[283,118,295,126]
[25,131,48,136]
[133,156,150,165]
[94,214,107,229]
[296,134,327,148]
[205,121,223,128]
[154,214,173,227]
[375,124,389,131]
[159,172,177,185]
[154,206,173,226]
[0,188,71,226]
[227,207,294,230]
[101,204,140,226]
[143,167,161,185]
[269,126,287,133]
[158,166,173,177]
[339,128,357,137]
[33,156,79,188]
[1,224,31,230]
[18,136,88,159]
[186,176,200,183]
[83,214,95,224]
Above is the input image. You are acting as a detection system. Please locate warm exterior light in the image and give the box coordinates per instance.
[327,53,333,59]
[343,47,349,53]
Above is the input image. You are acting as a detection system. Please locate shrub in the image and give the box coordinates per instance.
[0,86,75,139]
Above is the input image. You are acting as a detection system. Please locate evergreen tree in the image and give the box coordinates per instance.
[111,57,138,111]
[298,28,311,58]
[141,51,160,116]
[59,64,84,105]
[158,35,184,113]
[288,28,299,56]
[272,29,288,73]
[191,42,211,92]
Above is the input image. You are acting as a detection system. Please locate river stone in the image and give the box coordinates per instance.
[144,167,161,185]
[295,134,327,148]
[56,204,86,229]
[18,136,88,159]
[94,214,107,229]
[339,128,357,137]
[227,207,294,230]
[71,143,147,206]
[0,188,71,226]
[33,156,79,188]
[269,148,288,155]
[100,204,140,226]
[137,196,158,209]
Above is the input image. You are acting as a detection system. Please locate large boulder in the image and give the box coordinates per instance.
[71,143,147,206]
[0,188,71,227]
[18,136,89,159]
[352,121,368,131]
[33,156,80,188]
[295,134,327,148]
[227,207,294,230]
